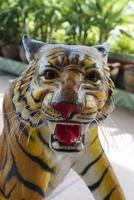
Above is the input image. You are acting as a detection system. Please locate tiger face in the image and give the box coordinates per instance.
[13,35,114,153]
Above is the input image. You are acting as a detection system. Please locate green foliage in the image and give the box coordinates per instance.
[111,33,134,54]
[0,3,22,44]
[0,0,134,54]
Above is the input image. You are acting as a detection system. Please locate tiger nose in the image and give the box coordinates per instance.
[52,102,81,120]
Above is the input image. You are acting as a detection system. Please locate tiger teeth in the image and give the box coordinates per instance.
[51,141,60,149]
[48,122,89,135]
[57,123,80,126]
[76,142,84,151]
[81,124,89,134]
[48,122,81,134]
[51,141,84,151]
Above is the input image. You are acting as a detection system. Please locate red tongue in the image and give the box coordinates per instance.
[55,124,80,146]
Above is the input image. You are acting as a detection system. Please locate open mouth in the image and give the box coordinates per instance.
[48,122,89,152]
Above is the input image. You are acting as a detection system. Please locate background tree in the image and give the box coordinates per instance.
[0,0,134,52]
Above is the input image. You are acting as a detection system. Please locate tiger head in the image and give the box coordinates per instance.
[13,35,114,152]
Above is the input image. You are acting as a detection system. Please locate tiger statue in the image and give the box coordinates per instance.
[0,35,125,200]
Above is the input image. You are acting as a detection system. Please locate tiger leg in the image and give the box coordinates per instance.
[0,132,52,200]
[0,185,6,200]
[0,135,6,200]
[0,194,6,200]
[73,127,125,200]
[0,154,51,200]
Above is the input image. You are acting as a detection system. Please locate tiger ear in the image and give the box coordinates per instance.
[22,35,45,62]
[94,42,110,57]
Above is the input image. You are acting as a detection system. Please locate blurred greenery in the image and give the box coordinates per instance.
[0,0,134,53]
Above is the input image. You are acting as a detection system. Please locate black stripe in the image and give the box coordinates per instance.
[84,63,96,69]
[37,131,49,147]
[103,186,117,200]
[17,83,34,112]
[3,164,15,188]
[97,113,108,121]
[84,54,93,60]
[46,54,65,61]
[48,61,61,70]
[0,135,8,171]
[18,113,36,128]
[3,104,10,132]
[0,184,16,198]
[88,166,109,191]
[80,150,104,176]
[19,96,30,109]
[52,148,80,153]
[15,136,54,173]
[10,150,45,198]
[18,94,24,102]
[0,187,6,198]
[17,85,41,114]
[90,134,98,145]
[7,184,16,198]
[31,91,44,103]
[46,50,64,58]
[30,110,40,117]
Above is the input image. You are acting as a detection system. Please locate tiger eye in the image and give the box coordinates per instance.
[85,70,101,83]
[44,69,58,80]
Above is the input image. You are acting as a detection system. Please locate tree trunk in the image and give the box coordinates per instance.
[48,24,53,43]
[78,25,82,44]
[82,30,88,45]
[99,27,104,43]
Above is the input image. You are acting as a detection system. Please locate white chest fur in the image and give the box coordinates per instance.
[46,151,79,197]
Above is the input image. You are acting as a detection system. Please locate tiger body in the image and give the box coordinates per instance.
[0,35,125,200]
